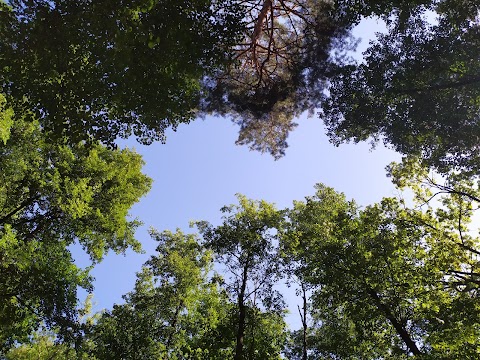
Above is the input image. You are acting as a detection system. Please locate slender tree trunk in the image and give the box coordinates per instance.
[234,262,249,360]
[248,289,258,360]
[300,284,308,360]
[164,300,184,359]
[366,286,422,356]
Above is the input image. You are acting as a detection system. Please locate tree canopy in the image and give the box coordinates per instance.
[2,0,480,357]
[90,229,227,359]
[0,0,241,147]
[282,179,480,358]
[89,221,287,360]
[201,0,355,158]
[2,0,478,174]
[0,105,151,350]
[197,195,286,359]
[323,0,480,174]
[5,175,480,358]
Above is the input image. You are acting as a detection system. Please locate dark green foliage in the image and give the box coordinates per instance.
[202,0,355,158]
[323,0,480,174]
[203,0,480,164]
[2,0,478,172]
[0,0,241,147]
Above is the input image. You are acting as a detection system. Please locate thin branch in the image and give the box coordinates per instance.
[0,195,39,225]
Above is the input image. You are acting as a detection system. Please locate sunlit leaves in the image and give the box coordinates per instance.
[284,182,480,358]
[0,116,151,350]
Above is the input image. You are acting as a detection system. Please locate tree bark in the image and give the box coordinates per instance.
[234,261,250,360]
[165,300,184,355]
[0,195,39,225]
[251,0,272,44]
[300,284,308,360]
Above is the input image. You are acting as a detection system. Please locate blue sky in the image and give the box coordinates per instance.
[76,17,400,329]
[83,114,401,325]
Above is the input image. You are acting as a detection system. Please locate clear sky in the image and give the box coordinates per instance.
[75,17,400,329]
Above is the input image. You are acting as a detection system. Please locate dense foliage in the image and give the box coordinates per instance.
[89,222,287,360]
[323,0,480,174]
[0,0,241,147]
[284,182,480,358]
[7,180,480,358]
[2,0,478,169]
[201,0,355,157]
[196,196,286,359]
[0,101,151,351]
[2,0,480,358]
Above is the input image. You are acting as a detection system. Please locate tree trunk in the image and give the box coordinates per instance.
[162,300,184,360]
[234,262,249,360]
[297,282,308,360]
[300,284,308,360]
[366,286,422,356]
[251,0,273,44]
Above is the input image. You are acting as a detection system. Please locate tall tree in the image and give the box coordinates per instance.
[323,0,480,174]
[202,0,355,158]
[281,184,358,359]
[0,109,151,351]
[196,195,286,360]
[287,183,480,358]
[90,229,229,360]
[281,205,316,360]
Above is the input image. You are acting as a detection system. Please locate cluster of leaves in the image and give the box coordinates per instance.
[323,0,480,174]
[88,222,288,360]
[201,0,356,158]
[1,0,479,358]
[2,0,478,170]
[0,100,151,351]
[0,0,242,147]
[283,173,480,358]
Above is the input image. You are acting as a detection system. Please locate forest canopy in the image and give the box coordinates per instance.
[4,176,480,358]
[2,0,477,173]
[0,100,151,350]
[1,0,479,358]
